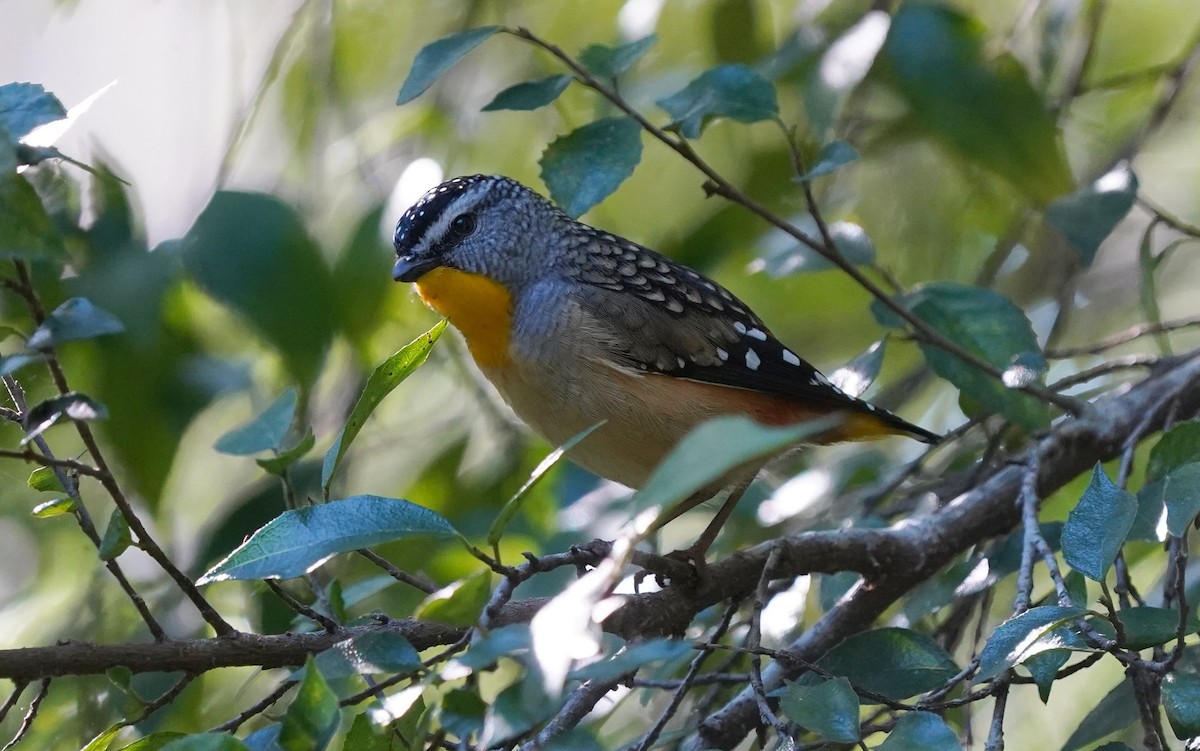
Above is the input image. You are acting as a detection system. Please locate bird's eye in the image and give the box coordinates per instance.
[448,213,476,241]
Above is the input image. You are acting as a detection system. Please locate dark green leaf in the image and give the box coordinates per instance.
[341,714,391,751]
[487,421,604,549]
[796,140,860,181]
[876,711,961,751]
[1163,672,1200,738]
[818,627,958,701]
[98,509,131,561]
[777,677,860,743]
[0,171,67,261]
[279,657,339,751]
[752,218,874,276]
[396,27,501,105]
[482,76,572,112]
[321,321,445,492]
[414,570,492,627]
[1138,462,1200,538]
[198,495,460,583]
[456,624,531,670]
[657,64,779,138]
[540,117,642,218]
[311,632,421,681]
[977,605,1087,681]
[0,82,67,142]
[1023,649,1070,702]
[257,431,316,476]
[1116,606,1200,650]
[159,734,251,751]
[830,339,886,398]
[877,282,1049,431]
[27,297,124,349]
[578,35,657,79]
[332,205,392,347]
[1061,464,1136,580]
[1046,164,1137,265]
[27,466,65,493]
[441,688,486,740]
[184,191,336,385]
[569,639,692,683]
[878,4,1072,203]
[215,389,298,456]
[31,497,75,518]
[1060,679,1138,751]
[632,415,839,515]
[1148,421,1200,481]
[23,392,107,444]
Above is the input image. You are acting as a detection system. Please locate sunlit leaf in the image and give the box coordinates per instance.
[830,338,886,398]
[321,320,446,493]
[415,570,492,627]
[22,392,107,444]
[977,606,1087,681]
[1060,464,1136,580]
[482,75,571,111]
[31,497,75,518]
[28,466,65,493]
[396,27,501,104]
[657,64,778,138]
[98,509,132,561]
[198,495,460,583]
[0,82,67,142]
[1046,163,1138,265]
[540,117,642,218]
[214,389,297,456]
[27,297,124,349]
[279,656,339,751]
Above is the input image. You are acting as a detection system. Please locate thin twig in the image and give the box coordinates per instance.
[747,546,790,740]
[1,679,49,751]
[265,580,341,634]
[211,681,295,733]
[1047,316,1200,358]
[355,549,438,595]
[0,683,28,726]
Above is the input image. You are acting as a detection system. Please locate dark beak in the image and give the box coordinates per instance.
[392,255,441,282]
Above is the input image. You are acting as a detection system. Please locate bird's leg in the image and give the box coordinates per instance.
[639,479,753,584]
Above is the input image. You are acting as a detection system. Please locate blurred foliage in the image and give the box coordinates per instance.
[2,1,1200,750]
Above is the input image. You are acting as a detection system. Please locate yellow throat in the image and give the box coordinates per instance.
[414,267,513,368]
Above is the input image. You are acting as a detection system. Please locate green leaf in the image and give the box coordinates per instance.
[977,605,1088,682]
[22,392,107,444]
[160,734,251,751]
[310,631,421,681]
[487,421,604,549]
[1046,164,1137,265]
[98,509,132,561]
[31,497,75,517]
[414,570,492,627]
[1116,606,1200,650]
[777,678,860,743]
[796,140,860,182]
[0,171,67,261]
[632,415,839,515]
[198,495,460,583]
[876,711,961,751]
[878,4,1072,203]
[830,339,886,399]
[441,688,487,741]
[1148,421,1200,481]
[215,389,298,456]
[456,624,531,670]
[578,35,657,79]
[753,218,875,276]
[817,627,958,701]
[396,27,501,105]
[1137,462,1200,539]
[27,297,124,349]
[1023,648,1070,702]
[184,191,336,385]
[27,466,65,493]
[342,715,388,751]
[321,321,445,493]
[115,731,189,751]
[1163,672,1200,738]
[0,82,67,142]
[1061,464,1137,580]
[257,430,316,476]
[482,75,572,112]
[569,639,693,683]
[657,64,779,139]
[279,656,340,751]
[0,352,47,377]
[79,724,123,751]
[877,282,1049,431]
[1060,679,1138,751]
[540,117,643,218]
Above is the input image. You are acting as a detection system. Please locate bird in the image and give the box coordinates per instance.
[392,175,938,565]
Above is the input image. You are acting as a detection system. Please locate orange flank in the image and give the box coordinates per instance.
[414,267,514,368]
